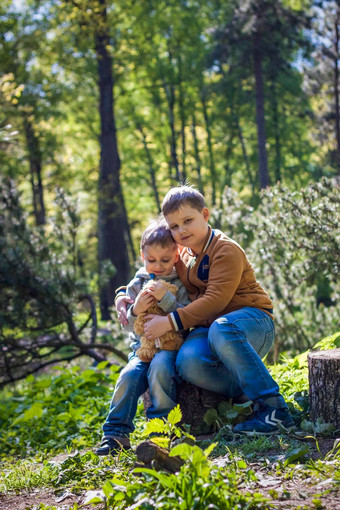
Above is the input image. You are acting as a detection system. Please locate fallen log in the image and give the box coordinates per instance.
[135,440,184,473]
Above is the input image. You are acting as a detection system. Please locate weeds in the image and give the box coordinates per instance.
[0,334,339,509]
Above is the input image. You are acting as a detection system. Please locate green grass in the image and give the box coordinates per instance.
[0,333,339,509]
[0,458,58,493]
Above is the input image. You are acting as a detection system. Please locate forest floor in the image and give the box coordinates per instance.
[0,436,339,510]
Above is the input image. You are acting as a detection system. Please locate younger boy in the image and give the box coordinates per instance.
[96,219,189,456]
[140,185,295,436]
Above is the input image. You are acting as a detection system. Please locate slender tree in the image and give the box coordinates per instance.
[311,1,340,173]
[22,112,46,225]
[211,0,310,188]
[94,0,130,318]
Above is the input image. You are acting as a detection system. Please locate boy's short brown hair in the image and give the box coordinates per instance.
[140,218,177,251]
[162,184,206,216]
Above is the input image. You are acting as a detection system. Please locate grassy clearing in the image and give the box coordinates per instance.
[0,333,339,509]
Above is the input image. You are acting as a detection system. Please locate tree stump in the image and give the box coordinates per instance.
[308,349,340,429]
[143,380,232,434]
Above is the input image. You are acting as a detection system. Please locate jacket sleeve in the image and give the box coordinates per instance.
[121,277,143,333]
[169,243,244,331]
[158,281,191,313]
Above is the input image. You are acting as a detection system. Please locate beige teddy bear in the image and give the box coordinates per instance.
[134,279,183,362]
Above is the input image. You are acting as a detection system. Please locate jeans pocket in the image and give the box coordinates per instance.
[258,328,275,358]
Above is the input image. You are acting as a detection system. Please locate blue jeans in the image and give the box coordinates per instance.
[176,307,286,409]
[102,350,179,438]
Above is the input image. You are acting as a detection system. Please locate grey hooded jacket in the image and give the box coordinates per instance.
[123,266,190,354]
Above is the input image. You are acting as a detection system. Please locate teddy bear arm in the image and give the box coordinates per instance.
[134,313,147,336]
[159,331,183,351]
[136,335,157,362]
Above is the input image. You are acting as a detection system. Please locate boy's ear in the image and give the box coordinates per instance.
[140,249,144,261]
[202,207,210,221]
[174,249,179,263]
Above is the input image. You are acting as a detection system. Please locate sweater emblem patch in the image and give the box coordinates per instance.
[197,255,210,281]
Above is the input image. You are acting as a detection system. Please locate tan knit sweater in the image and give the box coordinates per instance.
[168,227,273,331]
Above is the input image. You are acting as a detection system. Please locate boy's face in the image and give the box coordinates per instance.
[141,244,179,277]
[165,204,210,255]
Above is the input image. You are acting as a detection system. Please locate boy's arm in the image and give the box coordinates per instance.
[169,244,244,331]
[120,278,143,332]
[115,287,132,326]
[157,282,191,313]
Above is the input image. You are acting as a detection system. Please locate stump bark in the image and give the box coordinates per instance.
[143,380,233,433]
[308,348,340,429]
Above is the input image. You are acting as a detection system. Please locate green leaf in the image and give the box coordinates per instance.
[217,400,232,416]
[314,421,336,434]
[237,460,247,469]
[102,479,128,498]
[225,409,239,420]
[203,408,219,426]
[233,401,253,409]
[203,442,217,458]
[96,360,109,370]
[169,443,193,459]
[133,468,175,489]
[167,404,182,425]
[12,402,43,424]
[335,333,340,348]
[143,418,166,435]
[150,436,169,448]
[284,444,309,465]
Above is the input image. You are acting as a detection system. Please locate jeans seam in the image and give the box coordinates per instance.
[230,322,274,392]
[210,321,274,394]
[232,317,274,355]
[148,358,177,411]
[259,330,274,358]
[124,364,148,428]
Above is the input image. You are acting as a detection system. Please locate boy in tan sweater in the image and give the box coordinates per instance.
[117,185,294,435]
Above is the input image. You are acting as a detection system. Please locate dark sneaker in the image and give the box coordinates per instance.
[233,400,296,436]
[95,437,131,456]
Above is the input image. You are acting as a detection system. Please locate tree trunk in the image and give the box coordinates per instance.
[121,196,136,263]
[334,12,340,174]
[162,47,180,182]
[218,63,255,195]
[95,0,130,320]
[23,114,46,226]
[253,34,270,189]
[178,54,187,182]
[201,87,217,205]
[191,112,204,194]
[308,349,340,429]
[235,116,255,195]
[270,78,281,182]
[136,121,161,213]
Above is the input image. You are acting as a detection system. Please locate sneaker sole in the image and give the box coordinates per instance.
[95,446,131,456]
[95,448,113,456]
[235,425,296,436]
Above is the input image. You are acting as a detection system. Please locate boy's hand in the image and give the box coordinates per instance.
[132,290,156,316]
[144,315,172,339]
[115,295,134,326]
[145,281,167,301]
